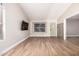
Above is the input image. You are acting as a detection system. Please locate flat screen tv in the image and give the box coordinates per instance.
[21,21,28,30]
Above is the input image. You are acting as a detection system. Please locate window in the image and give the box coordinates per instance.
[34,23,45,32]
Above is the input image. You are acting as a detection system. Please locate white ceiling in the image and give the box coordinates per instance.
[47,3,71,20]
[20,3,71,21]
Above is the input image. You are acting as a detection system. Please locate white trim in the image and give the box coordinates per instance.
[30,35,51,37]
[30,35,57,37]
[65,12,79,19]
[56,20,57,37]
[64,19,66,40]
[67,35,79,37]
[30,36,57,38]
[0,36,29,55]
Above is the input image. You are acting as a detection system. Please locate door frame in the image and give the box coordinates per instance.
[64,19,66,40]
[63,12,79,40]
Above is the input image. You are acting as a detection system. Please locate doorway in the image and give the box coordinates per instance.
[64,13,79,40]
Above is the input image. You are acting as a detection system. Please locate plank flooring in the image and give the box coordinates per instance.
[2,37,79,56]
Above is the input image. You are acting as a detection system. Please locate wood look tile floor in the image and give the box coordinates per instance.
[2,37,79,56]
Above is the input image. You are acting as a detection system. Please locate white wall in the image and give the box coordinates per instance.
[30,20,50,37]
[67,18,79,37]
[0,3,29,53]
[30,19,57,37]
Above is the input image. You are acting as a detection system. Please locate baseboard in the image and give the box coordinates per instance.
[0,36,29,55]
[30,36,57,38]
[30,35,57,37]
[50,36,57,38]
[67,35,79,37]
[30,35,51,37]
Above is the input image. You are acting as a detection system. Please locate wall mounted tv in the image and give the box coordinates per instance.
[21,21,28,30]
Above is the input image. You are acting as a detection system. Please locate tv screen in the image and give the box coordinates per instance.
[21,21,28,30]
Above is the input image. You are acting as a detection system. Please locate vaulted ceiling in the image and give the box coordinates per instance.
[20,3,71,21]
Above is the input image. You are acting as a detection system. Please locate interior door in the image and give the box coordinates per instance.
[50,23,57,37]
